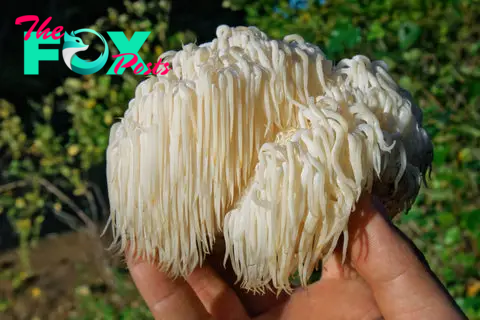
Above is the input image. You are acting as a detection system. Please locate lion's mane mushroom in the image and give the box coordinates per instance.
[106,25,433,293]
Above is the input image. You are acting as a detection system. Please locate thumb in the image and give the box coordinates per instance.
[347,195,466,320]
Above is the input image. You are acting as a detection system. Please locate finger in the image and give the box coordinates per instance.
[254,278,381,320]
[322,250,361,280]
[187,264,250,320]
[347,195,466,320]
[206,238,288,317]
[126,256,211,320]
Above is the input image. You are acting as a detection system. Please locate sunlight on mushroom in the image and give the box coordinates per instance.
[106,25,433,294]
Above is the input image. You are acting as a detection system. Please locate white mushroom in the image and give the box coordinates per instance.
[106,25,433,293]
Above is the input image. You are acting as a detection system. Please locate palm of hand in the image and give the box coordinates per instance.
[127,198,465,320]
[200,228,381,320]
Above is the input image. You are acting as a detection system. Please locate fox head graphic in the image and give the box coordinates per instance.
[62,32,89,70]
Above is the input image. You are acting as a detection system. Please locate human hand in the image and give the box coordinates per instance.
[126,195,466,320]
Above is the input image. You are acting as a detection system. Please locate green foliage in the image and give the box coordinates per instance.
[0,0,195,270]
[70,270,152,320]
[236,0,480,317]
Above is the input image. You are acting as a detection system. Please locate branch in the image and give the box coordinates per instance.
[0,180,29,193]
[1,176,115,288]
[53,209,82,231]
[422,89,444,110]
[87,182,109,218]
[38,178,115,288]
[36,177,96,232]
[85,189,99,223]
[1,177,99,233]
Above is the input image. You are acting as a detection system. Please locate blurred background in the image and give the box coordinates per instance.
[0,0,478,319]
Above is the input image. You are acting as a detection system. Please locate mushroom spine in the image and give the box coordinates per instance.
[106,25,433,293]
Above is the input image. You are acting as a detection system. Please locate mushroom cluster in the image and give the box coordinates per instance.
[106,25,433,293]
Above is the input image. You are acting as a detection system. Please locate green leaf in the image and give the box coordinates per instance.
[457,125,480,138]
[0,300,9,312]
[327,21,362,54]
[398,21,422,49]
[367,21,385,41]
[464,209,480,233]
[437,211,455,227]
[402,48,422,62]
[444,226,461,246]
[433,145,449,166]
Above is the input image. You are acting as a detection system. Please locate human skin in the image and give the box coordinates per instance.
[126,195,467,320]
